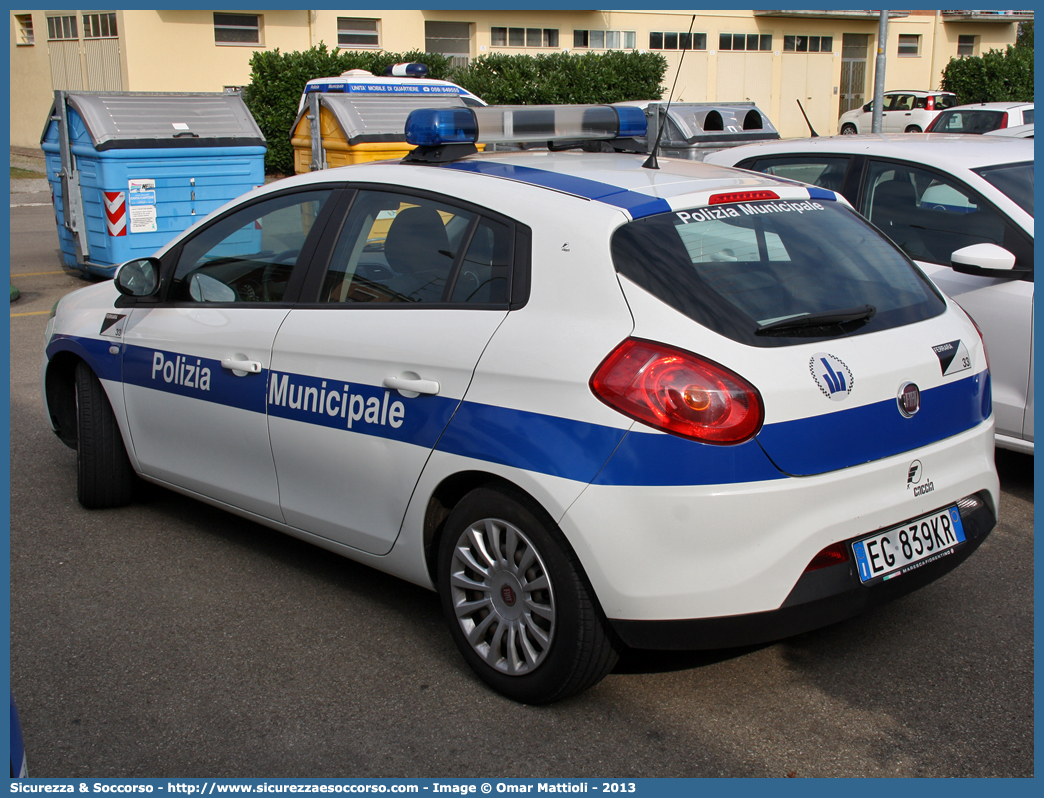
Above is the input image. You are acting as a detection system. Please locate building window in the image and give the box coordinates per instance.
[83,13,117,39]
[47,15,78,41]
[719,33,772,52]
[573,29,635,50]
[897,34,920,56]
[15,14,34,45]
[783,35,834,53]
[214,13,260,45]
[338,18,378,48]
[957,34,977,57]
[425,21,471,57]
[649,31,708,51]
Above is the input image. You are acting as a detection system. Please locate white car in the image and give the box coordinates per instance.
[837,90,958,135]
[43,106,999,703]
[706,134,1033,454]
[926,101,1034,134]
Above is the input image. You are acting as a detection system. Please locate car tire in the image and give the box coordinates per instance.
[437,486,619,703]
[905,125,922,133]
[75,361,135,509]
[840,123,858,135]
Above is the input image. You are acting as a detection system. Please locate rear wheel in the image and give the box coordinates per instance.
[437,486,619,703]
[840,123,858,135]
[905,125,922,133]
[75,361,135,508]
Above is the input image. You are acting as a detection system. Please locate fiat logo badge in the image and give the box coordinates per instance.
[898,382,920,417]
[501,585,517,606]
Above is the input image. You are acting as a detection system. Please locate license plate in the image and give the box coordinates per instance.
[852,506,966,584]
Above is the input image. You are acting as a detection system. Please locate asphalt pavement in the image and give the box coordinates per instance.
[8,151,1035,778]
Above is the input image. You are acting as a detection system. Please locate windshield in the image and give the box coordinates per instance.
[611,198,945,347]
[973,161,1034,216]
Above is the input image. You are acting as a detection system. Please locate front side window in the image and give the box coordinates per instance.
[612,200,944,347]
[319,191,513,306]
[214,13,260,45]
[742,156,853,193]
[974,162,1034,216]
[863,160,1032,271]
[171,190,332,303]
[338,18,378,48]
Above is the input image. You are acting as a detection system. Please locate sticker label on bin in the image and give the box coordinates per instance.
[128,179,157,234]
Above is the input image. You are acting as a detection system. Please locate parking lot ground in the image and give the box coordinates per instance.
[9,194,1034,778]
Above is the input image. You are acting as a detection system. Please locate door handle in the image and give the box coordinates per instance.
[383,375,440,396]
[221,358,262,374]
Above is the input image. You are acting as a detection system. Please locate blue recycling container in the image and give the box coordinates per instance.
[41,92,267,279]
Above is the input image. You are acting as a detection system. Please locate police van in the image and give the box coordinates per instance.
[43,103,999,703]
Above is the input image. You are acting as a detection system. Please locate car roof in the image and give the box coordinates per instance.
[704,132,1034,171]
[941,101,1033,111]
[885,89,954,96]
[254,150,820,220]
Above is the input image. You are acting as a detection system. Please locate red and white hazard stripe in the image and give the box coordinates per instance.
[104,191,126,236]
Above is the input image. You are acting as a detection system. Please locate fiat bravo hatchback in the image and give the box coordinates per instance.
[43,105,999,703]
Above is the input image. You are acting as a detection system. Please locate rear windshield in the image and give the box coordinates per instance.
[611,198,946,347]
[974,161,1034,216]
[933,109,1006,134]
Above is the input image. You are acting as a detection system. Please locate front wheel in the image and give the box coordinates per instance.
[75,361,135,508]
[840,123,858,135]
[437,486,619,703]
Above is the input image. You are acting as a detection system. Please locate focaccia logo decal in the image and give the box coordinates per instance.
[932,339,972,377]
[99,313,127,338]
[810,353,853,401]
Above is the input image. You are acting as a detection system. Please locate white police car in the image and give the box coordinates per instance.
[43,105,999,704]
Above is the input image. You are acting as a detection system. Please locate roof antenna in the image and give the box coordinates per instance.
[643,13,695,170]
[796,99,819,137]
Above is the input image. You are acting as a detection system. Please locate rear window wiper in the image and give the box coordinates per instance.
[756,304,876,335]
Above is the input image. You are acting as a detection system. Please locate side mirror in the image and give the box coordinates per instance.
[862,103,872,113]
[114,258,161,297]
[950,243,1018,277]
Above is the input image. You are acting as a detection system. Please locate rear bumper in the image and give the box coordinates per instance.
[609,490,996,650]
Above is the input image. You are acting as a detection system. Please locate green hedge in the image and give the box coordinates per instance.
[449,51,666,105]
[244,45,667,175]
[243,44,454,175]
[939,44,1034,105]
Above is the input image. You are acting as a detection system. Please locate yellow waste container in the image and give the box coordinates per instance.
[291,93,481,173]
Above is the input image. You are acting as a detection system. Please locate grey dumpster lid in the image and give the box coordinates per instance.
[292,92,467,145]
[615,100,780,147]
[43,91,266,151]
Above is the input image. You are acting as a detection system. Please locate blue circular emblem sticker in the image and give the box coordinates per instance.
[810,353,854,401]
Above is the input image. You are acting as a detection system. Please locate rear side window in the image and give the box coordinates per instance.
[611,199,945,347]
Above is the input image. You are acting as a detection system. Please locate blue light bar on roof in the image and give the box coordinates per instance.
[404,104,648,147]
[385,62,429,78]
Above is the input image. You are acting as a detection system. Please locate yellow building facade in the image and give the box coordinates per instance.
[9,9,1029,148]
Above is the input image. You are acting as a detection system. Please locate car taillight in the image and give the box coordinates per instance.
[926,96,935,111]
[804,542,850,572]
[709,190,779,205]
[998,112,1008,129]
[590,338,764,444]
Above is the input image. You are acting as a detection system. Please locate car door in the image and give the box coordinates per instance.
[860,159,1034,443]
[883,94,914,132]
[267,186,524,554]
[120,187,341,520]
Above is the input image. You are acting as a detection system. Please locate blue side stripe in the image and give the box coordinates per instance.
[442,161,672,219]
[436,401,627,483]
[52,335,989,487]
[47,334,122,382]
[757,371,990,476]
